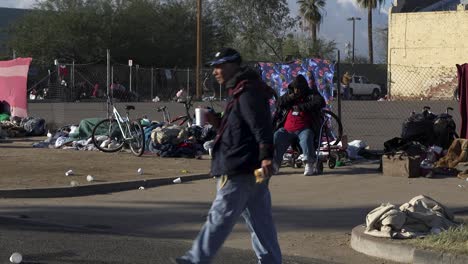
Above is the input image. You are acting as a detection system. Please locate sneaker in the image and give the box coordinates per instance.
[304,162,315,176]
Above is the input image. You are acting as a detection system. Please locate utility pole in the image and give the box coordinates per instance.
[196,0,202,99]
[347,17,361,63]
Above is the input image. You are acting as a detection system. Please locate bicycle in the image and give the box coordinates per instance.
[155,95,195,126]
[91,104,145,156]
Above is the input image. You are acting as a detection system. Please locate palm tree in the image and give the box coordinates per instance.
[356,0,385,64]
[297,0,326,51]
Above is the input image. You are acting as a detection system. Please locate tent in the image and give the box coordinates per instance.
[0,58,32,118]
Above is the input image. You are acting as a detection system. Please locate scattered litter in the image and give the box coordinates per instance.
[138,186,145,190]
[86,175,94,182]
[181,169,188,174]
[65,169,74,176]
[173,177,182,184]
[137,168,143,175]
[9,252,22,263]
[70,181,79,187]
[466,178,468,182]
[457,184,465,188]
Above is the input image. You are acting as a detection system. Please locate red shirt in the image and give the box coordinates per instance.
[283,107,311,132]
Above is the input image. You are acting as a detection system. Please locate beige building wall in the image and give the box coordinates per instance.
[388,6,468,99]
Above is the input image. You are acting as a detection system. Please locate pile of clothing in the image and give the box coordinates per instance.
[0,117,46,138]
[33,118,100,150]
[365,195,457,239]
[147,124,216,158]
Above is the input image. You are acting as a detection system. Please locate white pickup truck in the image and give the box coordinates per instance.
[334,75,382,99]
[349,75,382,99]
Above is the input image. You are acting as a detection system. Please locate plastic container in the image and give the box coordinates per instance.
[195,108,208,126]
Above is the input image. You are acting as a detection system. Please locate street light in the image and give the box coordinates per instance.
[347,17,361,63]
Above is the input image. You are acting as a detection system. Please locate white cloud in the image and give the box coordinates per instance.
[337,0,360,9]
[0,0,36,9]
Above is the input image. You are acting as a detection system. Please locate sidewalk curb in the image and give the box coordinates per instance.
[350,225,414,263]
[351,225,468,264]
[0,173,211,198]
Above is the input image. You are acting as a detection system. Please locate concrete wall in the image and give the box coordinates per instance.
[388,6,468,99]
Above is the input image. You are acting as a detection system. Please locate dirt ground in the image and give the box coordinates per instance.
[0,137,211,189]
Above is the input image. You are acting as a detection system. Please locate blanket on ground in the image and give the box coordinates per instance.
[365,195,456,239]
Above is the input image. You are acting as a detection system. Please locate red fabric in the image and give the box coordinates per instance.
[59,65,68,77]
[92,84,99,97]
[458,64,468,139]
[283,108,311,132]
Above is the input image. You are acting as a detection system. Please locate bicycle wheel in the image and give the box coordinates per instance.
[92,119,125,152]
[128,120,145,157]
[321,110,343,146]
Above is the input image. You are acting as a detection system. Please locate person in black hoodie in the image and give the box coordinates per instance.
[272,74,326,176]
[175,48,282,264]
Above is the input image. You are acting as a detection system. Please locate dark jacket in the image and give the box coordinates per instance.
[273,85,326,132]
[211,67,274,177]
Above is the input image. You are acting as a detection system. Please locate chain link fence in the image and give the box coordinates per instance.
[26,59,464,150]
[336,63,460,149]
[27,62,222,103]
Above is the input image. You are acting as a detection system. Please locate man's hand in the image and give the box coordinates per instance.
[261,159,273,178]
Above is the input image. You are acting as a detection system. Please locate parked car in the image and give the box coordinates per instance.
[350,75,382,99]
[333,75,382,100]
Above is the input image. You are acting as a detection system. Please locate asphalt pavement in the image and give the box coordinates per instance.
[0,216,330,264]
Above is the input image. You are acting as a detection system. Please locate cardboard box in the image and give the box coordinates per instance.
[382,152,422,178]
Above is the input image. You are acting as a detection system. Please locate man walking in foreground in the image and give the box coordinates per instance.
[176,48,282,264]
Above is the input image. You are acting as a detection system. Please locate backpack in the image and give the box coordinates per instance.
[433,107,458,150]
[21,117,46,136]
[401,106,436,146]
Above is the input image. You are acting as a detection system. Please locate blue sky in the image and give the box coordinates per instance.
[0,0,393,62]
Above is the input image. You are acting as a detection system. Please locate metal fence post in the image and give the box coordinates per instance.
[336,50,342,121]
[107,49,111,117]
[136,64,139,97]
[71,60,75,100]
[187,67,190,97]
[129,64,132,92]
[151,67,154,100]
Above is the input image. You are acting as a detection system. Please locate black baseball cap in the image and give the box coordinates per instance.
[206,48,242,66]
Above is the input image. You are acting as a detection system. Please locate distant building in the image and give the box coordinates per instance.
[388,0,468,99]
[0,7,29,58]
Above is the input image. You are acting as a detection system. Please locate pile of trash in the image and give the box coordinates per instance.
[147,123,216,158]
[0,116,46,139]
[32,117,217,158]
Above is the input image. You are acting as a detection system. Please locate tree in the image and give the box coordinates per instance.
[297,0,326,51]
[283,34,337,60]
[212,0,297,61]
[356,0,386,64]
[8,0,223,67]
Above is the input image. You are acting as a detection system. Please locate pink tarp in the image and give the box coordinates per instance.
[0,58,32,118]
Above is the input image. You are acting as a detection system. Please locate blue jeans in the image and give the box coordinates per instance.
[273,128,316,167]
[179,175,282,264]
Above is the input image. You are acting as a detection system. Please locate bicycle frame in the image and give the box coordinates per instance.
[111,106,134,141]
